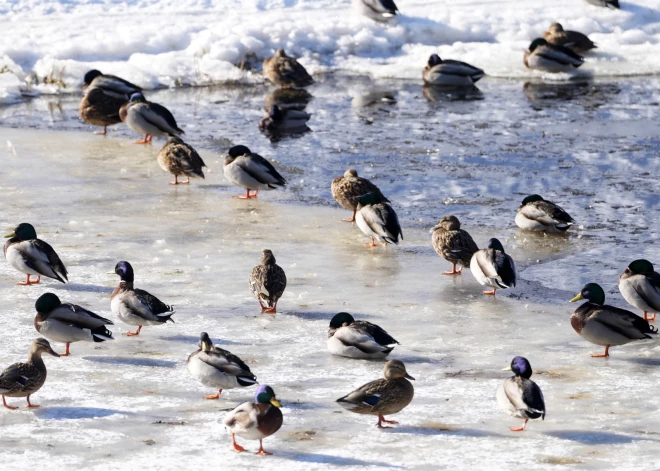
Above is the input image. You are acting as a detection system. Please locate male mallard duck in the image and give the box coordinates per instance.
[423,54,485,87]
[470,238,516,295]
[544,23,597,55]
[619,260,660,321]
[431,215,479,275]
[259,105,311,133]
[223,385,283,455]
[524,38,584,73]
[331,169,388,223]
[585,0,619,8]
[4,223,68,285]
[157,137,206,185]
[119,93,183,144]
[263,49,314,89]
[570,283,657,357]
[354,0,398,21]
[34,293,113,356]
[355,192,403,247]
[0,338,59,409]
[336,360,414,428]
[223,145,287,199]
[83,70,142,97]
[110,261,175,336]
[249,250,287,313]
[515,194,575,232]
[496,356,546,432]
[187,332,257,399]
[328,312,399,359]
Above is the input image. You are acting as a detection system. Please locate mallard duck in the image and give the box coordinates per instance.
[223,385,283,455]
[0,338,59,409]
[328,312,399,359]
[355,192,403,247]
[570,283,657,357]
[470,238,516,295]
[259,105,311,133]
[249,250,287,313]
[119,93,183,144]
[331,169,388,223]
[354,0,398,21]
[431,215,479,275]
[496,356,546,432]
[223,145,287,199]
[423,54,485,87]
[157,137,206,185]
[34,293,113,356]
[524,38,584,73]
[4,223,68,285]
[83,70,142,97]
[263,49,314,89]
[110,261,175,336]
[515,194,575,232]
[187,332,257,399]
[619,260,660,321]
[585,0,619,8]
[336,360,414,428]
[544,23,597,54]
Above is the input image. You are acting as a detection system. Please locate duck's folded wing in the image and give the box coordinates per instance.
[592,307,656,339]
[353,321,399,346]
[50,304,113,328]
[279,59,313,84]
[27,240,68,282]
[335,325,389,354]
[338,378,387,406]
[474,249,501,280]
[522,380,546,418]
[0,364,29,390]
[363,204,402,243]
[123,289,173,320]
[536,201,574,224]
[538,45,583,66]
[93,75,142,96]
[494,252,516,288]
[237,154,287,186]
[439,60,484,77]
[143,103,183,134]
[632,275,660,310]
[200,349,256,379]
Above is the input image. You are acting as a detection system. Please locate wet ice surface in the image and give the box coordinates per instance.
[0,76,660,470]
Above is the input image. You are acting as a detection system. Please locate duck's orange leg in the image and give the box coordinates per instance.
[644,311,656,321]
[170,175,180,185]
[26,395,40,408]
[237,189,257,199]
[231,433,246,453]
[377,414,397,428]
[483,289,497,295]
[204,389,222,400]
[591,345,610,358]
[256,439,272,455]
[134,134,150,144]
[18,274,41,286]
[510,419,528,432]
[364,237,378,247]
[2,396,17,410]
[94,126,107,135]
[263,302,278,313]
[343,210,357,223]
[60,343,71,357]
[125,326,142,336]
[443,263,462,275]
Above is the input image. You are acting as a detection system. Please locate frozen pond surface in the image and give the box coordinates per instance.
[0,76,659,470]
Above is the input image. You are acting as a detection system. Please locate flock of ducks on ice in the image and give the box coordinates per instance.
[1,0,652,456]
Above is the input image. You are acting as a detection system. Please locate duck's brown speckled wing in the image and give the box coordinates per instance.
[331,176,387,211]
[432,228,479,267]
[249,264,287,308]
[0,362,45,396]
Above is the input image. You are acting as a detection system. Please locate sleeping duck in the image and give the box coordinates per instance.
[119,93,183,144]
[4,223,68,285]
[157,137,206,185]
[543,23,597,55]
[431,215,479,275]
[327,312,399,359]
[355,192,403,247]
[496,356,545,432]
[354,0,398,21]
[619,260,660,321]
[515,194,575,232]
[331,169,388,223]
[470,238,516,295]
[223,145,287,199]
[262,49,314,89]
[423,54,485,87]
[570,283,657,357]
[249,250,287,313]
[524,38,584,73]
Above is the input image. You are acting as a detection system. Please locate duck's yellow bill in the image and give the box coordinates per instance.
[570,293,584,303]
[270,398,281,408]
[502,366,512,371]
[106,270,116,274]
[4,232,14,238]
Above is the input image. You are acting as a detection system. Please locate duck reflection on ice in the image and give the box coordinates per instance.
[259,104,311,141]
[263,88,313,112]
[422,84,484,102]
[523,80,621,109]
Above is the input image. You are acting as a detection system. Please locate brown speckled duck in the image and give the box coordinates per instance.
[543,23,596,54]
[263,49,314,89]
[331,169,388,223]
[431,215,479,275]
[249,250,287,313]
[157,137,206,185]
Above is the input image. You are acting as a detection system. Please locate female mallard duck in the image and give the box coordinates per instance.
[110,261,175,336]
[157,137,206,185]
[496,356,546,432]
[431,215,479,275]
[187,332,257,399]
[263,49,314,89]
[119,93,183,144]
[356,192,403,247]
[619,260,660,321]
[34,293,113,356]
[223,385,283,455]
[336,360,414,428]
[423,54,485,87]
[259,105,311,133]
[515,194,575,232]
[331,168,388,223]
[585,0,619,8]
[328,312,399,359]
[223,145,287,199]
[543,23,596,54]
[0,338,59,409]
[249,250,287,313]
[570,283,657,357]
[524,38,584,73]
[354,0,398,21]
[470,238,516,295]
[4,223,68,285]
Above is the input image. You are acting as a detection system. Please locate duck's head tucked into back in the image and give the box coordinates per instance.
[357,192,386,208]
[5,222,38,241]
[261,249,276,265]
[225,145,251,165]
[427,54,442,67]
[255,385,281,408]
[506,356,533,379]
[83,69,103,87]
[623,259,655,277]
[520,194,544,206]
[113,261,135,283]
[570,282,605,305]
[329,312,355,329]
[199,331,214,351]
[35,293,62,315]
[268,105,284,122]
[384,359,415,381]
[129,93,147,103]
[344,168,358,178]
[548,23,564,34]
[487,238,506,253]
[434,215,461,231]
[528,38,549,53]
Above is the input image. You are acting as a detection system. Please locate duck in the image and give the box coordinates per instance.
[619,260,660,321]
[470,238,516,295]
[336,360,414,428]
[187,332,257,400]
[223,385,283,455]
[264,88,312,112]
[355,192,403,247]
[327,312,399,359]
[34,293,114,356]
[584,0,619,8]
[570,283,657,357]
[496,356,546,432]
[515,194,575,232]
[119,93,183,144]
[0,338,59,409]
[431,215,479,275]
[262,49,314,89]
[249,250,287,313]
[543,23,597,55]
[110,261,175,336]
[423,54,485,87]
[4,223,68,285]
[259,105,311,133]
[331,169,388,223]
[524,38,584,73]
[353,0,398,21]
[157,137,206,185]
[223,145,287,199]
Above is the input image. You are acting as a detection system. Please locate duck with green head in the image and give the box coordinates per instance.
[355,192,403,248]
[618,260,660,322]
[470,238,516,295]
[327,312,399,359]
[4,223,68,285]
[515,194,575,232]
[524,38,584,73]
[119,93,183,144]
